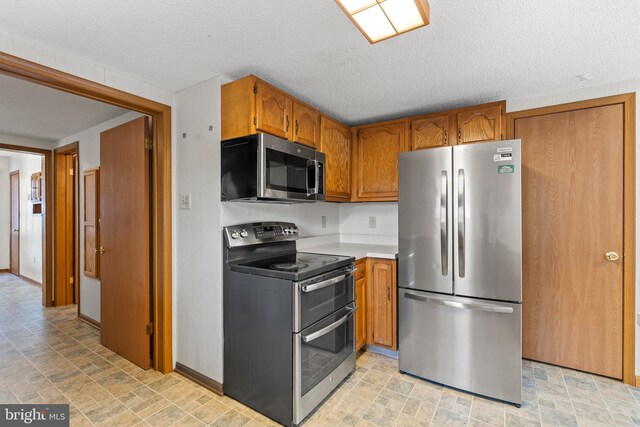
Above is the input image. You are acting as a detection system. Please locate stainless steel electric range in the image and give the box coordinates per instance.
[223,222,357,427]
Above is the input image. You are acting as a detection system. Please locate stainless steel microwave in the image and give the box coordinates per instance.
[221,133,325,203]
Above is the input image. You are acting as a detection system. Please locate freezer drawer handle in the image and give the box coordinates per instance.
[299,266,356,292]
[458,169,466,278]
[301,304,357,343]
[440,170,448,276]
[403,293,513,314]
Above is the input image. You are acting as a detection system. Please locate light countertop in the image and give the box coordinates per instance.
[301,242,398,260]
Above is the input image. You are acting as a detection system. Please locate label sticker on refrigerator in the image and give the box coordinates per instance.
[497,147,513,153]
[494,153,513,162]
[498,164,515,174]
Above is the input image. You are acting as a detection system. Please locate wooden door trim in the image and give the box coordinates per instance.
[54,142,79,307]
[507,93,636,385]
[9,170,20,277]
[0,51,173,373]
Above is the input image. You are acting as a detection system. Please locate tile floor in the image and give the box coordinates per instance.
[2,273,640,426]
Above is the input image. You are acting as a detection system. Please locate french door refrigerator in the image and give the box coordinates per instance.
[398,139,522,406]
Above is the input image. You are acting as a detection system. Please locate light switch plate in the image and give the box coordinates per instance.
[180,192,192,209]
[321,216,327,229]
[369,216,377,228]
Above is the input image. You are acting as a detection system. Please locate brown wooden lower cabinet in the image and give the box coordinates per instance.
[354,257,397,352]
[354,259,367,351]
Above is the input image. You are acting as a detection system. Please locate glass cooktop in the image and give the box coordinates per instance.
[231,252,354,281]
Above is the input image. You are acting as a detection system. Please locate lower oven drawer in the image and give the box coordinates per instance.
[293,303,356,425]
[294,265,355,332]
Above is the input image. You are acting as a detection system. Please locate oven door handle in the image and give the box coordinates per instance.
[299,266,356,293]
[301,304,357,343]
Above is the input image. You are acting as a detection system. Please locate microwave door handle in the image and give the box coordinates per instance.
[301,304,357,343]
[314,160,320,195]
[307,159,319,195]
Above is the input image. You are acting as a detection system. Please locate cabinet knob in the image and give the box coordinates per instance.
[95,246,106,255]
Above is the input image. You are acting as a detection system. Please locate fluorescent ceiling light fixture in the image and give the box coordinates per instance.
[336,0,430,43]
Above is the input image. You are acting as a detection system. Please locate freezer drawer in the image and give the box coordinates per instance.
[398,289,521,405]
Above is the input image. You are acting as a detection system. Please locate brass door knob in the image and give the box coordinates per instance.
[605,251,620,262]
[95,246,106,255]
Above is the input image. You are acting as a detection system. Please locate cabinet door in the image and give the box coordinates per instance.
[355,276,367,351]
[367,259,397,350]
[411,114,450,150]
[293,102,320,147]
[355,121,406,201]
[320,116,351,201]
[456,104,503,144]
[255,82,292,139]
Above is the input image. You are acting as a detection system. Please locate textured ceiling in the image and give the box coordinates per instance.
[0,1,639,125]
[0,74,128,141]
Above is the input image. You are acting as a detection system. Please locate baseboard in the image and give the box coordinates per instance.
[364,345,399,359]
[175,362,223,396]
[636,375,640,387]
[78,314,100,329]
[20,274,42,287]
[0,269,9,274]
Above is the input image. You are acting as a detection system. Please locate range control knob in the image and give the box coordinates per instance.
[240,229,249,238]
[292,227,299,234]
[230,230,240,239]
[284,228,291,234]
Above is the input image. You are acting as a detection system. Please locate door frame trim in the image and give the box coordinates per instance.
[507,93,636,384]
[54,142,79,307]
[9,169,20,277]
[0,51,173,373]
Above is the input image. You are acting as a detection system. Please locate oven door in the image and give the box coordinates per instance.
[293,303,356,425]
[294,265,355,332]
[258,134,324,202]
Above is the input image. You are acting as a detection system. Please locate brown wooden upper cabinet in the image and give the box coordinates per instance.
[410,101,506,151]
[353,120,408,202]
[255,81,292,140]
[222,75,322,148]
[411,113,450,150]
[222,75,292,141]
[292,101,320,148]
[456,102,505,145]
[320,116,351,201]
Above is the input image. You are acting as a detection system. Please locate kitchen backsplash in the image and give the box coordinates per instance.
[221,202,340,237]
[221,201,399,238]
[339,203,398,236]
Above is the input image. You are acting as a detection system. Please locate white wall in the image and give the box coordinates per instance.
[0,156,10,269]
[174,76,225,381]
[6,152,44,283]
[54,111,143,322]
[0,133,53,151]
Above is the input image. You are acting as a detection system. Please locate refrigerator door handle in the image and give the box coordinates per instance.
[440,170,448,276]
[403,292,513,314]
[457,169,466,278]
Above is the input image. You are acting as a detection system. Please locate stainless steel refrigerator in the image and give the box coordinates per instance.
[398,139,522,406]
